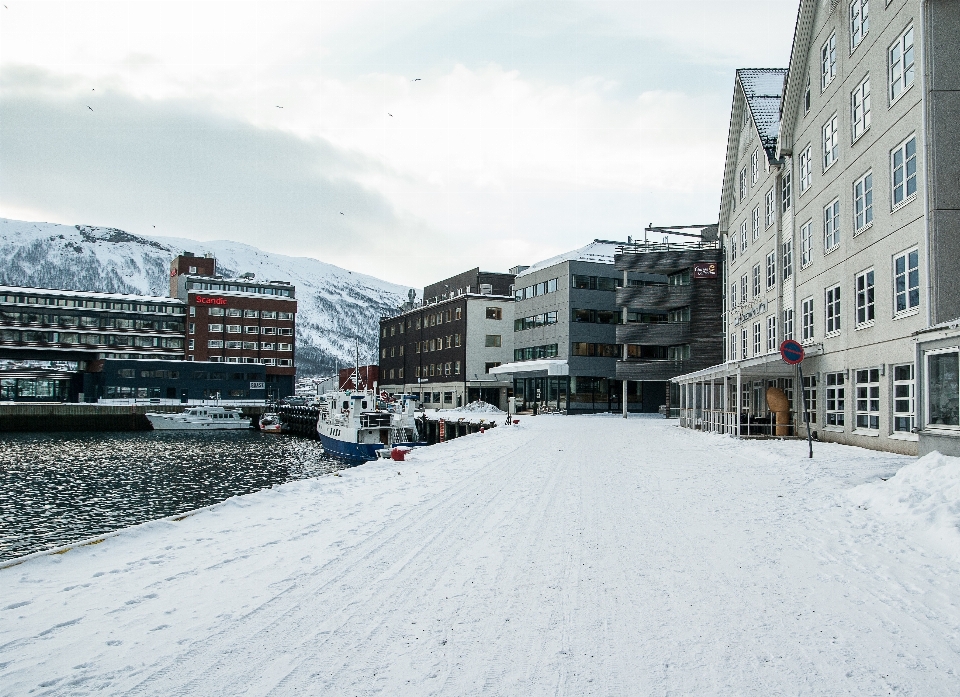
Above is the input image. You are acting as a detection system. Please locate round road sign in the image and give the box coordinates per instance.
[780,339,805,365]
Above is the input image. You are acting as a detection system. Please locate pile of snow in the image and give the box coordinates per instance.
[849,451,960,556]
[452,400,506,414]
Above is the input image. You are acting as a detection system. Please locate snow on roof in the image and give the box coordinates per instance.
[0,285,181,304]
[515,240,620,279]
[738,69,787,160]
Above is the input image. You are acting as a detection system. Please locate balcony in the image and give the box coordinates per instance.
[617,322,691,345]
[616,284,694,309]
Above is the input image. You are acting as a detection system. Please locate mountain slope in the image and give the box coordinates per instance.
[0,219,410,375]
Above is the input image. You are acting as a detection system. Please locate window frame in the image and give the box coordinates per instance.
[766,314,777,352]
[801,297,815,343]
[782,239,794,280]
[783,308,794,341]
[766,251,777,290]
[751,149,760,184]
[855,268,875,328]
[926,348,960,429]
[851,75,871,142]
[892,363,916,434]
[891,135,918,210]
[853,171,874,234]
[822,112,839,170]
[855,368,881,431]
[799,145,812,194]
[821,31,837,90]
[740,221,748,252]
[850,0,869,51]
[889,25,915,104]
[825,372,846,427]
[781,169,792,212]
[825,284,842,336]
[893,247,920,317]
[752,263,761,298]
[824,199,841,253]
[753,321,762,357]
[752,206,761,241]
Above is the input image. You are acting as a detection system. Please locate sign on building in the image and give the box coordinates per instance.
[693,262,718,279]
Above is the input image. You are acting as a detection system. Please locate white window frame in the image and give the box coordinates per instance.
[781,169,792,212]
[892,363,915,434]
[821,32,837,90]
[799,145,812,193]
[801,297,815,343]
[753,321,762,356]
[824,199,841,252]
[855,368,881,431]
[730,332,738,361]
[765,187,776,228]
[740,221,748,252]
[740,274,748,306]
[893,247,920,316]
[766,315,777,352]
[752,263,761,298]
[852,76,871,142]
[752,206,761,241]
[825,372,846,427]
[782,239,793,280]
[741,328,748,360]
[825,285,841,336]
[765,251,776,289]
[800,221,813,268]
[891,135,918,209]
[783,308,794,341]
[751,149,760,184]
[822,113,839,170]
[853,171,873,234]
[731,282,738,309]
[889,25,915,104]
[855,268,875,328]
[850,0,869,51]
[739,167,747,201]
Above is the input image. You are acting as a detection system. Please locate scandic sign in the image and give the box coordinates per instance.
[692,263,718,279]
[195,296,227,306]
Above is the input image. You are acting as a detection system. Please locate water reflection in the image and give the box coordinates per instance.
[0,431,345,561]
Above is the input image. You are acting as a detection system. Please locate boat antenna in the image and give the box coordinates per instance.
[355,337,361,391]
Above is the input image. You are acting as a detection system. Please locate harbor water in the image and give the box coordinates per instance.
[0,431,346,561]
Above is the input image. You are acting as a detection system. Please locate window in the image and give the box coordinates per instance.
[752,264,761,298]
[484,362,500,373]
[766,251,776,289]
[227,324,241,333]
[799,145,812,193]
[751,149,760,184]
[188,322,195,334]
[855,269,875,326]
[668,307,691,323]
[244,326,259,334]
[242,341,256,350]
[894,248,920,314]
[444,363,451,376]
[731,235,737,262]
[803,375,817,423]
[752,206,760,241]
[730,333,738,361]
[852,76,871,141]
[821,32,837,90]
[667,344,691,361]
[891,135,917,207]
[824,199,840,251]
[739,167,747,201]
[855,369,880,430]
[889,26,915,102]
[893,364,915,433]
[854,172,873,233]
[485,334,502,348]
[781,169,792,212]
[825,285,841,335]
[765,188,776,228]
[261,342,274,350]
[782,240,793,280]
[486,307,502,320]
[571,275,619,291]
[783,309,794,340]
[278,343,292,351]
[209,307,224,317]
[278,312,293,320]
[730,282,738,309]
[822,113,839,169]
[740,274,748,305]
[189,306,196,316]
[741,328,748,359]
[740,221,748,252]
[572,343,620,357]
[803,74,811,114]
[209,324,223,333]
[261,311,276,319]
[455,333,461,347]
[226,341,241,349]
[753,321,761,356]
[454,362,461,375]
[227,309,242,317]
[244,310,259,318]
[800,221,813,267]
[766,315,777,352]
[455,307,462,320]
[850,0,869,49]
[801,297,814,342]
[825,372,845,426]
[928,351,960,426]
[208,340,223,349]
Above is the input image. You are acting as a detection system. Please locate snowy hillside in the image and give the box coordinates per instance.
[0,219,411,375]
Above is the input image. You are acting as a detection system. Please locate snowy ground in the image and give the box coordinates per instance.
[3,416,960,695]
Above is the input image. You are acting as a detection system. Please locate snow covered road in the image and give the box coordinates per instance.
[3,416,960,695]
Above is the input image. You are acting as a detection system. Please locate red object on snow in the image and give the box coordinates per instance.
[513,419,519,425]
[480,427,485,434]
[391,446,412,461]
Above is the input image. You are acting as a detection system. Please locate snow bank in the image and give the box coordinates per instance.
[849,451,960,556]
[451,400,505,414]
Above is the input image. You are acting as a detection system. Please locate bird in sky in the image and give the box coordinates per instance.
[339,212,344,215]
[87,106,93,111]
[387,113,393,117]
[275,105,283,109]
[412,78,421,81]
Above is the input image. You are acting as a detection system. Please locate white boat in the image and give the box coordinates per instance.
[146,406,252,430]
[259,412,282,433]
[316,391,425,463]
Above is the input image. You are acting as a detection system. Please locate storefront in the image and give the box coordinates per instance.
[0,368,75,402]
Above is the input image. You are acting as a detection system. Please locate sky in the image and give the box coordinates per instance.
[0,1,799,287]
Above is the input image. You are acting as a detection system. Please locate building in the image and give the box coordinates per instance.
[170,254,297,400]
[81,359,266,403]
[338,365,379,391]
[0,286,186,363]
[614,229,724,414]
[378,268,515,410]
[490,241,628,413]
[674,0,960,455]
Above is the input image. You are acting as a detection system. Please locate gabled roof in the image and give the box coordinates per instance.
[738,69,788,161]
[777,0,818,158]
[717,69,787,234]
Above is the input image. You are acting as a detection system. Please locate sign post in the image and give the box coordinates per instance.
[779,340,812,458]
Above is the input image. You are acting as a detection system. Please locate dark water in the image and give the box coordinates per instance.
[0,431,347,561]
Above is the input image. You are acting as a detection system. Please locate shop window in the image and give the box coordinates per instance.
[927,351,959,426]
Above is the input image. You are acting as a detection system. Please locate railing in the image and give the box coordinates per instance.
[679,408,797,437]
[615,239,720,255]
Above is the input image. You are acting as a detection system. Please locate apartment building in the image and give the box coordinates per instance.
[378,268,515,410]
[675,0,960,456]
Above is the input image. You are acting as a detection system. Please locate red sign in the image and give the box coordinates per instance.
[439,419,445,443]
[693,262,718,279]
[779,339,805,365]
[195,296,227,306]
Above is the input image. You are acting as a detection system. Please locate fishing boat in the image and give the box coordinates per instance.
[145,406,252,430]
[259,412,282,433]
[316,391,424,463]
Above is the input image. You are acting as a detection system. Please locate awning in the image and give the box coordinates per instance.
[672,344,823,384]
[488,359,569,377]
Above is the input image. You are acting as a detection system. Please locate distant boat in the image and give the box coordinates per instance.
[146,406,252,431]
[316,391,424,463]
[259,412,282,433]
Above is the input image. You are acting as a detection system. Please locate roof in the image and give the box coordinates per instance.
[738,69,787,161]
[515,240,620,280]
[0,285,182,304]
[777,0,819,158]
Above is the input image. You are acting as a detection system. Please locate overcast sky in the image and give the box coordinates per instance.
[0,1,798,287]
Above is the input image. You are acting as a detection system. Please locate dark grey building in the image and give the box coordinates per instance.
[82,359,267,403]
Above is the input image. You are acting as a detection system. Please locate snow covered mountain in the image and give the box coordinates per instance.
[0,218,411,376]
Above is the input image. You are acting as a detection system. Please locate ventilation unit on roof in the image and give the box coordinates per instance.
[480,284,493,295]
